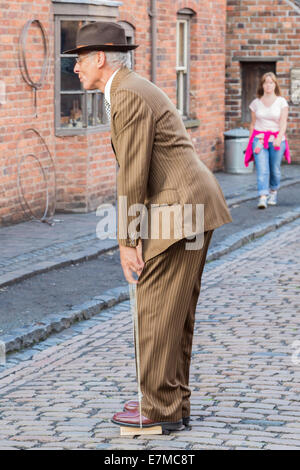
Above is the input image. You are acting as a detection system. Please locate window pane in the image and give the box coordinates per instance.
[182,72,188,116]
[61,57,81,91]
[178,22,185,67]
[177,71,183,114]
[98,93,108,125]
[61,94,84,128]
[128,50,134,69]
[87,93,108,126]
[118,21,135,69]
[87,93,101,127]
[87,93,93,126]
[177,71,188,117]
[61,20,84,54]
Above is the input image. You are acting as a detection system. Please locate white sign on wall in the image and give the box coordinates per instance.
[0,80,6,105]
[291,69,300,105]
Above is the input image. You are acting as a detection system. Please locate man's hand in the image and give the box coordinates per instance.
[119,240,144,284]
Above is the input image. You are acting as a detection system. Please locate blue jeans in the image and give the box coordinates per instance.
[252,137,286,196]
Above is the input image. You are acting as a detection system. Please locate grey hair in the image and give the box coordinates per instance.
[104,51,132,69]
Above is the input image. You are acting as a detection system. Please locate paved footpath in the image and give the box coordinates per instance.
[0,219,299,450]
[1,165,300,289]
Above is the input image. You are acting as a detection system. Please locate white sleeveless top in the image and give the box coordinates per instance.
[249,96,288,142]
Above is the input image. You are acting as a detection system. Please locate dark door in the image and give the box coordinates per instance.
[241,61,276,123]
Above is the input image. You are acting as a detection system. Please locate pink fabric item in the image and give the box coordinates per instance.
[244,129,291,167]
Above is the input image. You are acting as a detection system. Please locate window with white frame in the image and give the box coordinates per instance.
[176,9,195,119]
[118,21,135,70]
[55,18,108,135]
[176,13,190,118]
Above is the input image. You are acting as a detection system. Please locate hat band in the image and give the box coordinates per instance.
[77,42,121,48]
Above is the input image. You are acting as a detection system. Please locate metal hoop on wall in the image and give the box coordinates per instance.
[18,153,50,221]
[18,19,50,117]
[16,128,56,225]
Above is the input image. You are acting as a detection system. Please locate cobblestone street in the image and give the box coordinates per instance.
[0,219,299,450]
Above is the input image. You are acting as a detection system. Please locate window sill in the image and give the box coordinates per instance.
[52,0,122,5]
[56,119,200,136]
[183,119,200,129]
[55,124,111,137]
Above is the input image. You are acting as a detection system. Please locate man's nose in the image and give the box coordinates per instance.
[74,62,79,74]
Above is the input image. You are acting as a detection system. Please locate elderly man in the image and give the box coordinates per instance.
[65,22,232,433]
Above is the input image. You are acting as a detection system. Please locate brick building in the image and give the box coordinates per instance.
[225,0,300,162]
[0,0,227,226]
[1,0,299,227]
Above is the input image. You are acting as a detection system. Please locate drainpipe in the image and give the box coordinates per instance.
[148,0,157,83]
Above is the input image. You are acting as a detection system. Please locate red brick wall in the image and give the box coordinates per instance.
[184,0,227,168]
[0,1,55,225]
[0,0,227,225]
[226,0,300,163]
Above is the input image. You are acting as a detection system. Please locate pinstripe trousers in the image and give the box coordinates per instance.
[136,230,214,422]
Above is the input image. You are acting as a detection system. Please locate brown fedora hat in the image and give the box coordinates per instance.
[63,22,139,54]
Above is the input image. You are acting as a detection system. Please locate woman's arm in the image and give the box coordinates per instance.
[249,110,256,141]
[274,107,289,146]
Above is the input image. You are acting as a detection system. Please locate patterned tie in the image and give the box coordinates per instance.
[104,98,111,122]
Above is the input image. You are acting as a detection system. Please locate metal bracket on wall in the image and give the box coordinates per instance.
[18,19,50,118]
[16,128,57,225]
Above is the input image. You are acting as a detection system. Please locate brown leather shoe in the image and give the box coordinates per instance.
[123,400,191,426]
[123,400,140,412]
[112,410,184,432]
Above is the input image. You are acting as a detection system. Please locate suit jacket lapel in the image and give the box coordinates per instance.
[110,66,132,165]
[111,138,116,156]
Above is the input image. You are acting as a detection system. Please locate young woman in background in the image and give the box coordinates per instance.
[245,72,290,209]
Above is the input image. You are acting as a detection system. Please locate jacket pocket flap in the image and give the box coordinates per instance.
[145,189,180,207]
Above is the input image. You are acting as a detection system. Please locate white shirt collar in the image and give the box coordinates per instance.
[104,68,120,105]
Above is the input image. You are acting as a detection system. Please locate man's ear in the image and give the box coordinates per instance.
[97,51,106,69]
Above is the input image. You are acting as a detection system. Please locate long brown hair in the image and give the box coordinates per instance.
[257,72,282,98]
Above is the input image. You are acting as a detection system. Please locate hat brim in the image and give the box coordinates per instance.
[63,44,139,54]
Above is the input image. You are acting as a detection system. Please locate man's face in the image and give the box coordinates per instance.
[74,51,101,90]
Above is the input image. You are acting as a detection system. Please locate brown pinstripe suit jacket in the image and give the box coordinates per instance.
[110,66,232,262]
